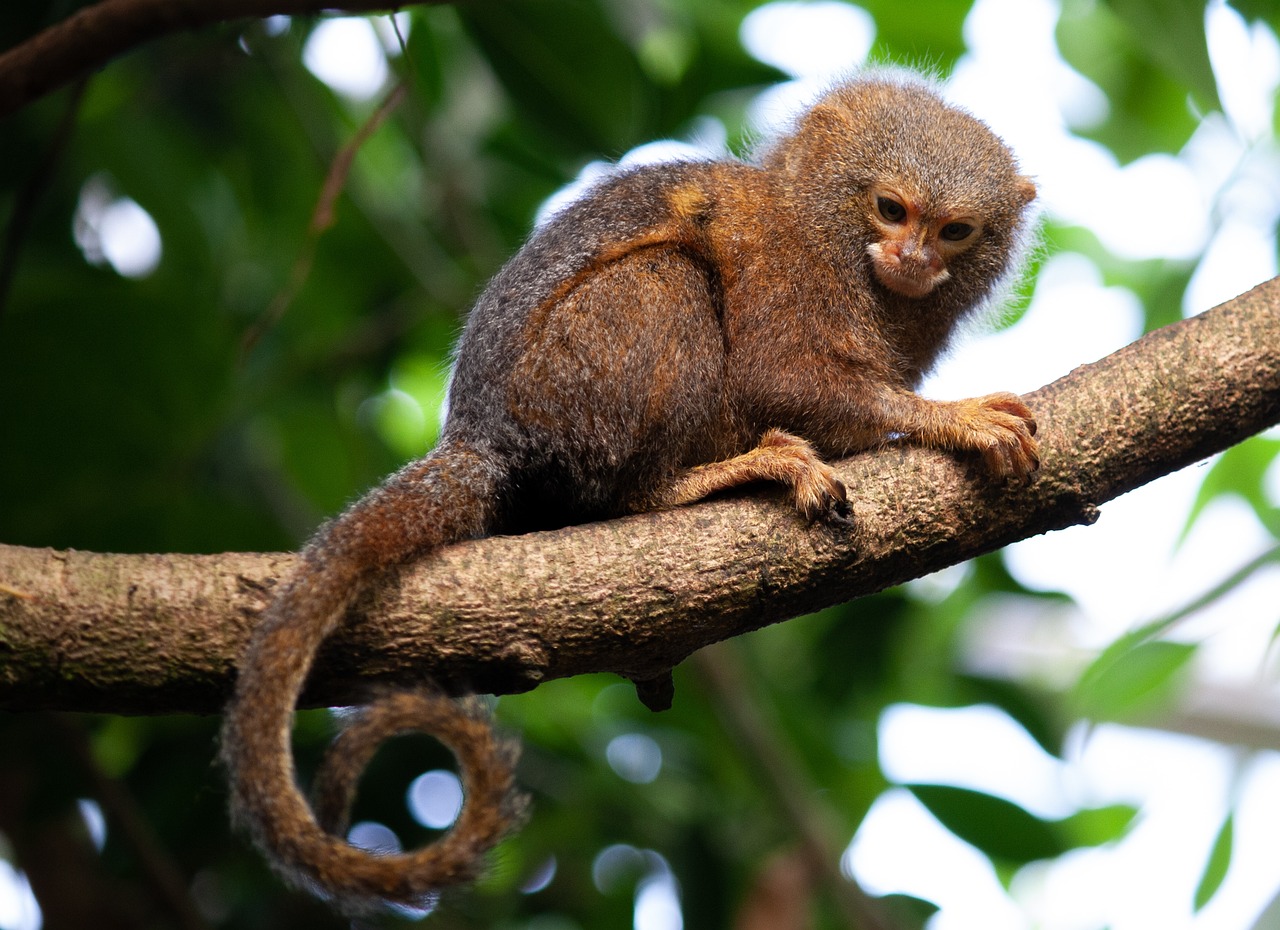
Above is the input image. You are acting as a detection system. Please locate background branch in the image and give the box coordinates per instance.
[1,277,1278,715]
[0,77,86,322]
[0,0,433,117]
[696,643,892,930]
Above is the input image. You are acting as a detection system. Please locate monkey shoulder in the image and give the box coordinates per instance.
[445,160,756,435]
[455,161,754,345]
[529,161,758,278]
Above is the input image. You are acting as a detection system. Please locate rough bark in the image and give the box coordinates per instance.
[1,277,1278,715]
[0,0,426,118]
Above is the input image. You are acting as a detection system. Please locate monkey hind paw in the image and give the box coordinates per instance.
[649,428,852,526]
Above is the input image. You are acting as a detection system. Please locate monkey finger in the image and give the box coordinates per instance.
[794,468,850,524]
[1005,436,1040,484]
[1023,436,1042,471]
[977,391,1027,412]
[976,422,1040,483]
[980,446,1012,481]
[979,393,1037,434]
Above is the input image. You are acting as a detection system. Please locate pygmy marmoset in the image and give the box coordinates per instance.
[222,71,1040,912]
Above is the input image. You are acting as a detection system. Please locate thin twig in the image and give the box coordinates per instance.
[49,714,212,930]
[0,0,444,118]
[241,79,409,356]
[0,79,87,326]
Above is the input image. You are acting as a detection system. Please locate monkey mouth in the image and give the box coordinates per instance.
[866,242,949,298]
[872,263,947,298]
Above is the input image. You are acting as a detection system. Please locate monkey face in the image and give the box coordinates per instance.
[863,188,982,298]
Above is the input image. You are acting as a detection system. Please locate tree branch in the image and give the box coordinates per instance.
[2,278,1278,715]
[0,0,435,118]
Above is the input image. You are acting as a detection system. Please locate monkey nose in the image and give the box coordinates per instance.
[901,241,941,272]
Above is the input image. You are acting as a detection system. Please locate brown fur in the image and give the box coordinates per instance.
[222,72,1039,913]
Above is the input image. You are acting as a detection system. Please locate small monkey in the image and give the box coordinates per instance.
[222,72,1039,912]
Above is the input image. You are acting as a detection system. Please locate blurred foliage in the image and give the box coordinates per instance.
[1,0,1278,928]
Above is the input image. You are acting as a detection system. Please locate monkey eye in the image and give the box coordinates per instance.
[876,196,907,223]
[940,221,975,241]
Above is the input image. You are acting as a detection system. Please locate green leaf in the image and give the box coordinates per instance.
[909,785,1138,869]
[879,892,941,930]
[1074,639,1195,722]
[1057,1,1202,161]
[1229,0,1280,37]
[1103,0,1223,112]
[1181,438,1280,543]
[1060,803,1140,848]
[958,674,1069,759]
[1194,813,1235,911]
[1069,545,1280,693]
[907,785,1063,864]
[459,0,650,154]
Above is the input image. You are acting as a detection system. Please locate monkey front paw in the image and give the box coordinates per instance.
[959,392,1040,483]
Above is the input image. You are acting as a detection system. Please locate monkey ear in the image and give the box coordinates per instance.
[775,104,850,174]
[1016,175,1037,204]
[806,103,858,145]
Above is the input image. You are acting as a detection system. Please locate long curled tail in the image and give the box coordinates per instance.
[220,437,525,912]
